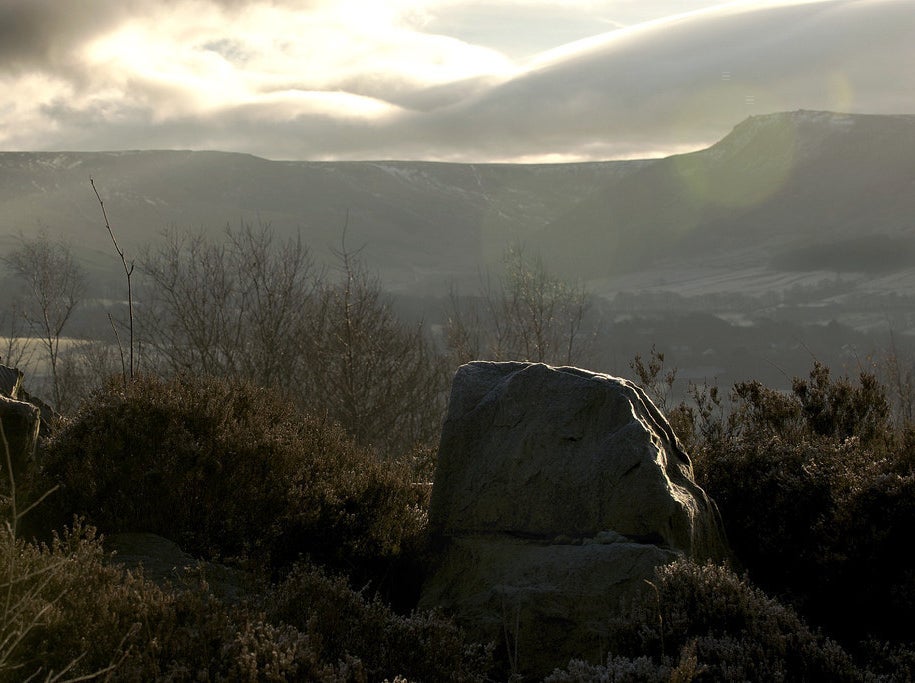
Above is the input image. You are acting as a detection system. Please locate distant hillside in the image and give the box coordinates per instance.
[0,151,644,294]
[1,110,914,299]
[531,110,915,286]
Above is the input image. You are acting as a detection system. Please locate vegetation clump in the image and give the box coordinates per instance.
[35,373,428,586]
[677,364,915,647]
[4,279,915,679]
[266,562,492,682]
[547,560,861,682]
[3,374,486,681]
[0,518,485,681]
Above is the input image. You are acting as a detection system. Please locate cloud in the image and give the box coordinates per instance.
[418,0,728,57]
[461,0,915,159]
[0,0,913,161]
[374,0,915,161]
[0,0,128,73]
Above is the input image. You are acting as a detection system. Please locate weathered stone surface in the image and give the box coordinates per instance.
[420,361,728,678]
[422,534,681,671]
[17,386,58,437]
[0,394,40,484]
[429,361,726,557]
[0,364,57,437]
[0,365,23,399]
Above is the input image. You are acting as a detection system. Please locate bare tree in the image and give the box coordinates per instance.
[55,338,123,414]
[880,328,915,427]
[446,245,593,367]
[307,244,448,454]
[445,283,485,363]
[2,234,86,409]
[140,222,319,395]
[141,224,447,455]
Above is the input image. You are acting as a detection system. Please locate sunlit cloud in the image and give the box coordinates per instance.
[0,0,912,161]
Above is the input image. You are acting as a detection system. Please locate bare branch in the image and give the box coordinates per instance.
[91,179,135,383]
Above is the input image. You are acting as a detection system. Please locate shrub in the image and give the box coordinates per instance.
[681,362,894,458]
[549,560,862,682]
[34,374,428,587]
[696,434,848,612]
[829,468,915,643]
[545,655,669,682]
[1,506,481,681]
[1,520,365,681]
[689,366,915,645]
[792,362,891,446]
[0,518,113,681]
[266,562,492,682]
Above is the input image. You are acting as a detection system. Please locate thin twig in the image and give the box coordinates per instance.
[106,314,127,387]
[90,179,135,383]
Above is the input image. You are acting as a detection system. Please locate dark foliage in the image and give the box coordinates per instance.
[3,521,481,682]
[548,560,862,682]
[685,362,915,646]
[13,354,915,680]
[33,374,428,588]
[266,562,492,682]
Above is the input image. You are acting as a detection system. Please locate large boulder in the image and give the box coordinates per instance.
[420,361,727,679]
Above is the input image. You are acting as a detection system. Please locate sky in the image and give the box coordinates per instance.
[0,0,913,162]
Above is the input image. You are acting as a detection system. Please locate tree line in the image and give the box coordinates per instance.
[1,222,594,458]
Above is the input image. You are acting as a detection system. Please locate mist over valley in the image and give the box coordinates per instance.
[2,109,914,397]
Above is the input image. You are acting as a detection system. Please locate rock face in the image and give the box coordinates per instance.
[0,364,57,481]
[0,363,56,437]
[0,394,40,485]
[420,361,727,679]
[0,365,23,398]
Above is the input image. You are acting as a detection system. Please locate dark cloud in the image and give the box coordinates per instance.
[0,0,133,72]
[0,0,294,73]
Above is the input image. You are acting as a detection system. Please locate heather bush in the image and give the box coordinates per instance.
[828,467,915,643]
[2,520,369,681]
[720,362,892,448]
[266,562,492,682]
[34,374,428,587]
[696,434,849,611]
[8,372,497,680]
[0,519,114,681]
[2,508,481,680]
[680,363,915,647]
[545,655,669,682]
[18,352,915,679]
[549,560,861,682]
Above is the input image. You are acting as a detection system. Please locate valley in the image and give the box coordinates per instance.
[2,110,914,401]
